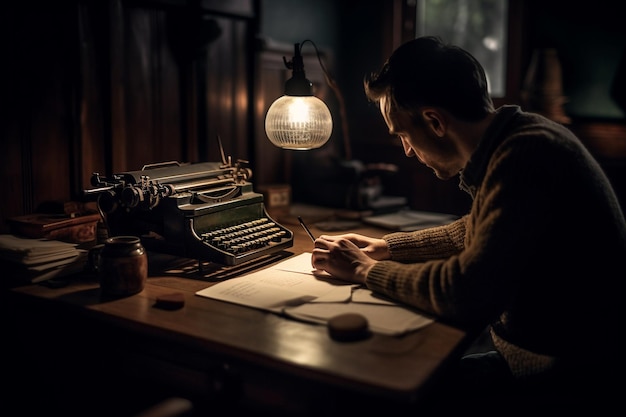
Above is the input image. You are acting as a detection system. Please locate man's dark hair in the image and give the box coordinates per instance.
[364,36,494,121]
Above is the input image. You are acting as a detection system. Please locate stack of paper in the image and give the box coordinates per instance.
[196,252,434,336]
[0,234,88,283]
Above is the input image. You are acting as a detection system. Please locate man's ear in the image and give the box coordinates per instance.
[422,109,446,137]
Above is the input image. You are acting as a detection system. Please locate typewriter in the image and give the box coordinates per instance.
[84,147,293,266]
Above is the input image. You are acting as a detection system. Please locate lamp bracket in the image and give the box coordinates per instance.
[283,42,313,96]
[282,55,293,70]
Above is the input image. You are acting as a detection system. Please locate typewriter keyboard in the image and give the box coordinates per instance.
[200,217,289,254]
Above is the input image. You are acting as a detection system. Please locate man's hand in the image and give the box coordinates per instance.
[311,234,389,284]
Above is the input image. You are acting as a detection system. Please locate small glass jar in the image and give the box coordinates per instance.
[96,236,147,297]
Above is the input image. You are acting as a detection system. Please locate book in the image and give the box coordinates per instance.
[8,212,101,243]
[196,253,433,336]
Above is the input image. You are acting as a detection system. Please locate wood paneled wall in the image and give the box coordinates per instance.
[1,0,258,233]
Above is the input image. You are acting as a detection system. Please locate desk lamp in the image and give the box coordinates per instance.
[264,40,333,150]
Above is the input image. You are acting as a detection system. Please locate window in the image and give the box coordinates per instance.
[415,0,508,97]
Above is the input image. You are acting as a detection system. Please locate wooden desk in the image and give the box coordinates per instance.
[2,221,474,416]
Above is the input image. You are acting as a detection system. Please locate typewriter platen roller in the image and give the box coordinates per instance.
[85,157,294,266]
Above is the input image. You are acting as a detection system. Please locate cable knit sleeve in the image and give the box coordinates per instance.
[383,216,467,262]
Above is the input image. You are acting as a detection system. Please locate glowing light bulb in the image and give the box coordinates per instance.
[265,95,333,150]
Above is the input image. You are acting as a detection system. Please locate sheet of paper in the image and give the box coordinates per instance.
[30,257,89,283]
[0,234,78,254]
[27,250,87,271]
[284,302,434,336]
[351,287,397,305]
[270,252,318,274]
[195,254,352,313]
[269,252,358,302]
[195,252,434,335]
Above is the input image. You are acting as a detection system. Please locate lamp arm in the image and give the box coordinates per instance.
[298,40,352,160]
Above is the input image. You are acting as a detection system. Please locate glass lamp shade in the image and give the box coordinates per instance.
[264,95,333,150]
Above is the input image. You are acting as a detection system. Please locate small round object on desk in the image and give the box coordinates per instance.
[327,313,370,342]
[155,292,185,310]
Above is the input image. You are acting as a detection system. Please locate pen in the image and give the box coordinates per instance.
[297,216,316,242]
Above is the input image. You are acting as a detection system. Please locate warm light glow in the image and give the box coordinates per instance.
[265,95,333,150]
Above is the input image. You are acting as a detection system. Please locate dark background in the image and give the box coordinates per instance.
[1,0,624,233]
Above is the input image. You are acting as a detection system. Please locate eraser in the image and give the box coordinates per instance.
[327,313,370,342]
[155,292,185,310]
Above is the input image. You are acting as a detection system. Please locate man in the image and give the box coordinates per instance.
[311,36,626,412]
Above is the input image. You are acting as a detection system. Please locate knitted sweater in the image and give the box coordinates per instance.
[366,105,626,378]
